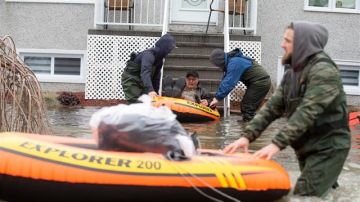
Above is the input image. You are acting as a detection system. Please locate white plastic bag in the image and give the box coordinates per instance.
[89,95,196,159]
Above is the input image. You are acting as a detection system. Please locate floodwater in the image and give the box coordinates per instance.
[47,107,360,202]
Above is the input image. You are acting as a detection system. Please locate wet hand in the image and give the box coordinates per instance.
[148,91,158,99]
[209,98,218,108]
[223,137,249,154]
[200,99,208,106]
[253,143,280,160]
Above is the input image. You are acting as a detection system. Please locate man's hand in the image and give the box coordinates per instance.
[200,99,208,106]
[209,98,219,108]
[148,91,158,99]
[253,143,280,160]
[223,137,250,154]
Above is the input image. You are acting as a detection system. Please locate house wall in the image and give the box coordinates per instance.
[0,0,95,91]
[257,0,360,105]
[1,0,359,105]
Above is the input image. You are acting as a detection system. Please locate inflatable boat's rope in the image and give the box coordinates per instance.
[167,158,241,202]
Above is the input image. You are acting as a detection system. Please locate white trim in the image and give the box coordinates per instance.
[17,49,87,83]
[304,0,360,14]
[5,0,94,4]
[276,56,284,86]
[18,49,86,55]
[343,86,360,95]
[335,59,360,95]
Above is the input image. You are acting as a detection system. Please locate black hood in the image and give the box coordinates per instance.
[153,33,176,58]
[292,21,328,71]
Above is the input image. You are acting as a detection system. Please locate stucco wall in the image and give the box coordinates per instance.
[0,0,93,93]
[257,0,360,105]
[0,1,94,50]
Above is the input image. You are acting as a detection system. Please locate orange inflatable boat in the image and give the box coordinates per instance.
[349,111,360,128]
[0,133,290,202]
[152,96,220,123]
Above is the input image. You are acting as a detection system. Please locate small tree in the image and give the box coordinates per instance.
[0,35,51,134]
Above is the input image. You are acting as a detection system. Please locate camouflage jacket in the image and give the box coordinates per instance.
[241,52,348,149]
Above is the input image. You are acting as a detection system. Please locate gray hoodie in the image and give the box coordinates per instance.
[292,21,328,71]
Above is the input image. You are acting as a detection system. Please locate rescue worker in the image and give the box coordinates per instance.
[224,21,351,197]
[121,33,176,103]
[208,48,271,121]
[163,70,213,106]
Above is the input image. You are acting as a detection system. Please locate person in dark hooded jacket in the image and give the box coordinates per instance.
[224,21,351,197]
[209,48,271,121]
[121,34,176,103]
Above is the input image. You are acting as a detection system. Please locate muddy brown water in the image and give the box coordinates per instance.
[47,107,360,202]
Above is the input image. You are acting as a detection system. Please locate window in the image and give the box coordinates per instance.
[277,57,360,95]
[19,50,86,83]
[304,0,360,13]
[337,62,360,95]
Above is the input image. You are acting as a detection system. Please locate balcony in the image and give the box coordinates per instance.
[93,0,258,34]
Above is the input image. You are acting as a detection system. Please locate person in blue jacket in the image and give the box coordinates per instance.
[209,48,271,121]
[121,34,176,103]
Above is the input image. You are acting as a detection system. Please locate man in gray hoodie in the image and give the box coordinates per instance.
[224,21,351,196]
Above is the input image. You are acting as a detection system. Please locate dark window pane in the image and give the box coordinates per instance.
[24,56,51,74]
[340,69,359,86]
[309,0,329,7]
[54,57,81,75]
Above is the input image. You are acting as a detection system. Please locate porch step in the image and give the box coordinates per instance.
[169,32,224,44]
[163,33,224,95]
[171,42,223,55]
[165,54,213,67]
[164,65,222,80]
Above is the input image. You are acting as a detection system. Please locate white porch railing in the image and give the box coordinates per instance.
[90,0,259,116]
[94,0,167,29]
[94,0,257,34]
[228,0,258,34]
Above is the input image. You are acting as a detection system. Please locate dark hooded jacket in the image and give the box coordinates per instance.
[133,34,176,93]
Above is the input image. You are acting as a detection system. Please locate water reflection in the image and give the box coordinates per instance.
[48,106,100,138]
[48,107,360,202]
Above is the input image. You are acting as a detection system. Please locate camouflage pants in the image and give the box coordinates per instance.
[293,128,350,196]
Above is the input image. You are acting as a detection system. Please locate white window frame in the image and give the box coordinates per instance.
[304,0,360,14]
[5,0,94,4]
[336,59,360,95]
[277,57,360,95]
[18,49,87,83]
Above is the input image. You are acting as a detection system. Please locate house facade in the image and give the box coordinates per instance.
[0,0,359,106]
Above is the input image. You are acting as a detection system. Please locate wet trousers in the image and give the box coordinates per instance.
[121,61,146,103]
[241,77,271,121]
[293,128,350,196]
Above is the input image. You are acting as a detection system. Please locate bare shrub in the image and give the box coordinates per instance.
[0,35,51,134]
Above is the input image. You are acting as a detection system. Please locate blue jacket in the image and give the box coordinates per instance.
[215,51,253,100]
[133,34,176,93]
